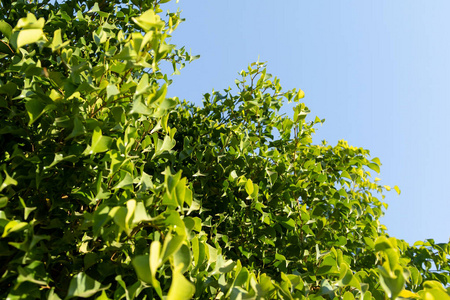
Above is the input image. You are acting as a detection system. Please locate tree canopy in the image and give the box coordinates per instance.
[1,0,450,299]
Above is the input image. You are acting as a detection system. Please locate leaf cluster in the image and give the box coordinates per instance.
[1,1,450,299]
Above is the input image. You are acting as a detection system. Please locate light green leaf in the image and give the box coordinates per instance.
[15,13,45,29]
[0,170,17,192]
[113,173,133,190]
[12,29,45,50]
[140,31,155,53]
[341,170,352,181]
[87,3,100,13]
[148,240,163,292]
[106,84,120,100]
[135,73,150,96]
[245,178,254,196]
[371,157,381,165]
[46,153,77,169]
[374,236,395,252]
[398,290,420,299]
[367,163,380,173]
[132,9,165,32]
[51,29,70,51]
[0,20,12,39]
[0,197,7,209]
[174,177,187,207]
[2,220,28,237]
[339,263,361,290]
[295,89,305,100]
[66,272,110,299]
[109,206,128,233]
[184,187,193,207]
[378,266,405,300]
[133,201,151,223]
[167,264,196,300]
[113,43,136,60]
[93,30,107,46]
[131,97,152,115]
[317,174,327,183]
[88,127,113,154]
[153,134,176,158]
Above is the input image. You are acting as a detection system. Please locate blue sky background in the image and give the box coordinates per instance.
[162,0,450,245]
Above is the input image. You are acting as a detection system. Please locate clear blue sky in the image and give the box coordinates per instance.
[163,0,450,245]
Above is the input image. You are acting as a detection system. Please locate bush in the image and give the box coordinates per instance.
[1,1,449,299]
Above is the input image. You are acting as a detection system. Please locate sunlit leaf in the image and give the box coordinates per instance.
[87,127,113,154]
[167,264,195,300]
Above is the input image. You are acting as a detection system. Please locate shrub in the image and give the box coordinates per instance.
[1,1,449,299]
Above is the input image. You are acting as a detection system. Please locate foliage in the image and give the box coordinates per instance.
[1,0,450,299]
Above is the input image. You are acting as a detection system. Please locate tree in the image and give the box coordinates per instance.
[0,0,449,299]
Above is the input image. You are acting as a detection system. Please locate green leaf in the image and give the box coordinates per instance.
[245,178,254,195]
[343,292,355,300]
[113,173,133,190]
[132,9,165,32]
[66,117,86,140]
[66,273,110,299]
[106,84,120,100]
[109,206,128,233]
[174,177,187,206]
[0,197,7,208]
[0,169,17,192]
[87,3,100,13]
[339,263,361,290]
[167,264,195,300]
[341,170,352,181]
[419,281,450,299]
[135,73,150,96]
[2,220,28,237]
[173,244,191,273]
[11,29,44,50]
[378,266,405,300]
[0,40,13,55]
[371,157,381,165]
[25,99,55,125]
[50,29,70,51]
[148,240,163,294]
[317,173,327,183]
[0,20,13,39]
[132,255,152,284]
[15,13,45,29]
[183,217,202,233]
[409,266,422,286]
[86,127,113,154]
[161,233,185,264]
[374,236,395,252]
[295,89,305,100]
[131,97,152,115]
[398,290,420,299]
[367,162,380,173]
